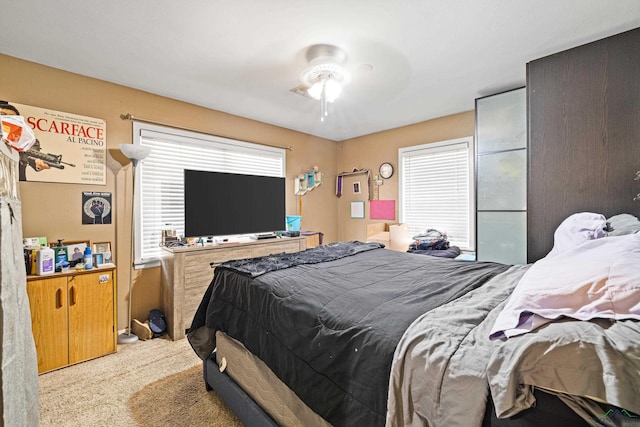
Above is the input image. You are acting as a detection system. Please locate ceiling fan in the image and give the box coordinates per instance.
[292,44,352,122]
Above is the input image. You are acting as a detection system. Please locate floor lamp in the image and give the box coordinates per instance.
[117,143,151,344]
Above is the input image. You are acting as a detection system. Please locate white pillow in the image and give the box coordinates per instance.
[546,212,607,258]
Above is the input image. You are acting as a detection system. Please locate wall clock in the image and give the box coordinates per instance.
[379,162,394,179]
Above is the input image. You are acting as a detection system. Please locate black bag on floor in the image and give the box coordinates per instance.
[148,309,167,338]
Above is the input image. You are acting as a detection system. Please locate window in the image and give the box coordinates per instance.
[131,122,286,267]
[399,137,474,250]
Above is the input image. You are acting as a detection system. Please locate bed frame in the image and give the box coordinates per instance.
[203,351,595,427]
[204,353,278,426]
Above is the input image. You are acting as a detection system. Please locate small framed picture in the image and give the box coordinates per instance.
[353,181,361,194]
[350,201,365,219]
[93,241,113,264]
[93,241,111,254]
[52,240,90,266]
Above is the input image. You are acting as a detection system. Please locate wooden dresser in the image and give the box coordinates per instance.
[26,266,117,373]
[160,237,306,340]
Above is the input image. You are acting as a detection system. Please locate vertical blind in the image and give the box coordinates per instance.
[399,137,474,250]
[133,123,285,266]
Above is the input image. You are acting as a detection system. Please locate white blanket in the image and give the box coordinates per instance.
[490,232,640,339]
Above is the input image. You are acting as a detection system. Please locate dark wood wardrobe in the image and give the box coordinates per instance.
[527,27,640,262]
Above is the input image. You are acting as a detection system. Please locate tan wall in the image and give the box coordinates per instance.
[336,112,475,242]
[3,53,474,332]
[1,54,338,331]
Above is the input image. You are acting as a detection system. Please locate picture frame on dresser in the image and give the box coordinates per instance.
[93,241,113,264]
[93,241,110,253]
[51,239,90,266]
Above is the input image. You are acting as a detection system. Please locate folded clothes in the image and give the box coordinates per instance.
[409,228,450,251]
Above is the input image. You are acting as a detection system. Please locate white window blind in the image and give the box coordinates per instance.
[399,137,474,250]
[132,123,285,267]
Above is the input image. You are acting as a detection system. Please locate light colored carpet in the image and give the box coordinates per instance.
[38,336,240,426]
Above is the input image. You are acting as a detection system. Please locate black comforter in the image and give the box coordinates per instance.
[188,241,509,426]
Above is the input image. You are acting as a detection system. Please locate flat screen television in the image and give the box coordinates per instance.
[184,169,286,238]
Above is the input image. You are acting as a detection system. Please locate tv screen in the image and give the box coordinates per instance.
[184,170,286,238]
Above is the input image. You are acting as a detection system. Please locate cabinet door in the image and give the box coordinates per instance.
[27,277,69,373]
[68,272,115,364]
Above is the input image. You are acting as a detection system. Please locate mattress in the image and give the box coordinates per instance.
[208,331,599,427]
[214,331,329,427]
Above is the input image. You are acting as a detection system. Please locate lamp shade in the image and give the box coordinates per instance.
[119,144,151,167]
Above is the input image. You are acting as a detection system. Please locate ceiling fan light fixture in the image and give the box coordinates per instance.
[307,76,343,102]
[300,44,350,122]
[324,78,343,101]
[307,81,323,100]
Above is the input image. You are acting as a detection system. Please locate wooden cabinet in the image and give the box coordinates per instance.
[301,231,323,249]
[161,237,306,340]
[27,267,117,373]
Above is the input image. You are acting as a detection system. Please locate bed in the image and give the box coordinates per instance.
[187,213,640,427]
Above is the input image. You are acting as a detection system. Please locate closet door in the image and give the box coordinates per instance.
[475,87,527,264]
[527,28,640,262]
